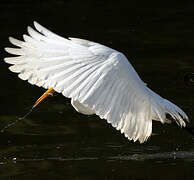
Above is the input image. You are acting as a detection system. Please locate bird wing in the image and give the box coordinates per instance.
[4,22,188,143]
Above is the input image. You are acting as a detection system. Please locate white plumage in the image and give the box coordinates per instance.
[4,22,188,143]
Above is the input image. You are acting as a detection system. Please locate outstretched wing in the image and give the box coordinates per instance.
[4,22,188,143]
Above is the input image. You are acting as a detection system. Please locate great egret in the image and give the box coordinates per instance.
[4,22,189,143]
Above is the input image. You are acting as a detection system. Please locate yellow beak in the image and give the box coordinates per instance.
[32,87,55,108]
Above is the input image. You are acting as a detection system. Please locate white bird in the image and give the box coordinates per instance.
[4,22,189,143]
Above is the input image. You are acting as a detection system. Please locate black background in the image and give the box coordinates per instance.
[1,0,194,179]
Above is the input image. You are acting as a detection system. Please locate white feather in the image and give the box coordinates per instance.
[4,22,189,143]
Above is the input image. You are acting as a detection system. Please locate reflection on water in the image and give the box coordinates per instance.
[8,149,194,162]
[1,0,194,179]
[111,150,194,161]
[0,139,194,179]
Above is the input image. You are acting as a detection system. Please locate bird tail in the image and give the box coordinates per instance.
[148,89,189,127]
[163,99,188,126]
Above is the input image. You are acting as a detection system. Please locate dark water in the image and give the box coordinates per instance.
[1,1,194,179]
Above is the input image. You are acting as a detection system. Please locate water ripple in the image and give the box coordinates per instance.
[10,150,194,163]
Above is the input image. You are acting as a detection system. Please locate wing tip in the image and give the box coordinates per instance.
[8,36,24,47]
[8,36,14,43]
[4,47,24,56]
[4,57,12,64]
[27,26,32,32]
[33,21,38,26]
[33,21,40,30]
[8,65,19,73]
[4,47,12,54]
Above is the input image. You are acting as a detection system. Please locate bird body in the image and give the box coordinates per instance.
[4,22,188,143]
